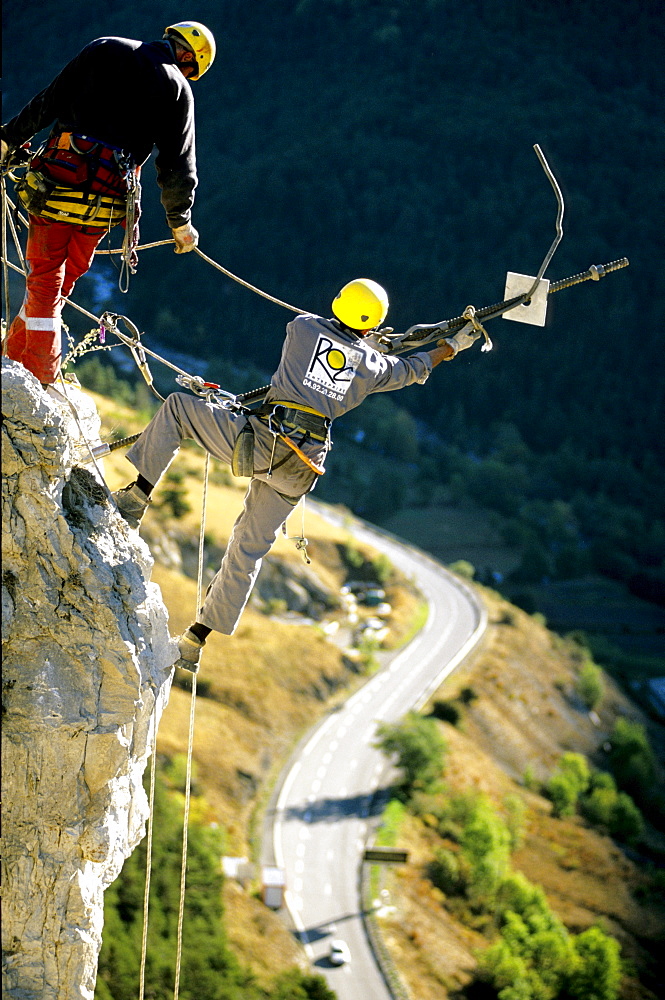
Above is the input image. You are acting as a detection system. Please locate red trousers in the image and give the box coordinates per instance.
[4,215,104,384]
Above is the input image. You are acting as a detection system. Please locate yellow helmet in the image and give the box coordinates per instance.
[164,21,216,80]
[332,278,389,331]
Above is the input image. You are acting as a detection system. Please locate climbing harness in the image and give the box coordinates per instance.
[15,131,136,223]
[257,401,330,479]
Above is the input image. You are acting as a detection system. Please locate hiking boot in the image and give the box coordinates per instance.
[175,628,205,673]
[112,482,151,529]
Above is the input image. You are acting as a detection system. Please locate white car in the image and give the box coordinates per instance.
[329,939,351,965]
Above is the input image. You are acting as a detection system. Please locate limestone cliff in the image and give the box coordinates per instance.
[1,359,177,1000]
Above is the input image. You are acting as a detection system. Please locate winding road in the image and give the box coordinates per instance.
[268,507,487,999]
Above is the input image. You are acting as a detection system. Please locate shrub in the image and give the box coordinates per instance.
[568,926,622,1000]
[459,686,478,705]
[428,847,464,895]
[430,699,461,725]
[607,718,656,801]
[157,471,192,520]
[448,559,475,580]
[504,794,527,851]
[576,659,604,709]
[607,792,644,842]
[375,713,447,795]
[459,796,512,905]
[546,753,590,817]
[478,896,621,1000]
[495,872,551,923]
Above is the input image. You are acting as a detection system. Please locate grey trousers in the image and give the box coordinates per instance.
[126,392,317,635]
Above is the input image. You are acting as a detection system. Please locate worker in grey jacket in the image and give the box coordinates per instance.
[113,278,481,670]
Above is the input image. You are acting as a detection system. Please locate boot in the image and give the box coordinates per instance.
[112,482,151,529]
[176,628,205,673]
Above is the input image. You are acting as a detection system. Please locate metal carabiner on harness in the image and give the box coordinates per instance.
[174,373,243,412]
[100,311,156,392]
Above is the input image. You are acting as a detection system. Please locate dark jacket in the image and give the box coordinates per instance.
[2,37,197,228]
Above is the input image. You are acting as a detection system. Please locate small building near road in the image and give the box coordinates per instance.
[262,866,286,909]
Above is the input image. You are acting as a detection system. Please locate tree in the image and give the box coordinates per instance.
[608,718,656,801]
[575,660,604,710]
[568,926,622,1000]
[272,969,337,1000]
[546,753,590,818]
[375,712,447,795]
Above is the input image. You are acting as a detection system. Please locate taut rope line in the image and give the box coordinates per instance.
[173,451,209,998]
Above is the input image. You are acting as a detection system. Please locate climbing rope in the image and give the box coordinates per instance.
[173,451,209,998]
[192,247,306,315]
[52,373,110,486]
[1,175,10,330]
[138,710,158,1000]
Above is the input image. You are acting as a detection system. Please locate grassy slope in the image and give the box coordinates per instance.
[91,391,664,995]
[377,588,665,1000]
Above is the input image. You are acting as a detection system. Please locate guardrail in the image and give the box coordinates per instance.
[360,854,413,1000]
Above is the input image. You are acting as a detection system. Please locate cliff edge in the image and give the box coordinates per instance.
[1,359,177,1000]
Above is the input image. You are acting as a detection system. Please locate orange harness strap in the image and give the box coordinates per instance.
[279,432,326,476]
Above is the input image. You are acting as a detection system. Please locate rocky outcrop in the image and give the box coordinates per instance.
[1,360,177,1000]
[253,557,339,619]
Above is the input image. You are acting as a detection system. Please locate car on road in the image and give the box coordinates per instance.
[329,939,351,965]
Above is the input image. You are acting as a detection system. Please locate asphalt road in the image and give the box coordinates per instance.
[270,509,486,1000]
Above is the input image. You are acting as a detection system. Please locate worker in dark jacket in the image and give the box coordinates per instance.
[0,21,215,386]
[112,278,483,671]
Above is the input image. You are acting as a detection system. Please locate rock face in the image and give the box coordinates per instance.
[1,360,177,1000]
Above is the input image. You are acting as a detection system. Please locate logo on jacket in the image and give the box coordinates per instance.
[304,335,361,397]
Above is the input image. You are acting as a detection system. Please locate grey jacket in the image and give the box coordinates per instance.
[267,314,432,420]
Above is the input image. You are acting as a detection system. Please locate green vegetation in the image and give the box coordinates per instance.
[544,751,644,843]
[607,718,657,803]
[575,660,604,710]
[375,712,448,796]
[374,724,625,1000]
[372,710,642,999]
[340,540,392,585]
[580,772,644,843]
[95,763,335,1000]
[545,752,591,819]
[478,908,622,1000]
[156,469,192,520]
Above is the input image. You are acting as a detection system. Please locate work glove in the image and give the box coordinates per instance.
[172,222,199,254]
[437,321,481,359]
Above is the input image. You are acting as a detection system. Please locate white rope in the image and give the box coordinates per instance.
[193,247,307,315]
[2,175,11,324]
[53,373,110,487]
[138,710,158,1000]
[173,451,209,999]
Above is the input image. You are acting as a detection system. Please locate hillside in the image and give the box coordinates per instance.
[375,589,665,1000]
[92,390,665,999]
